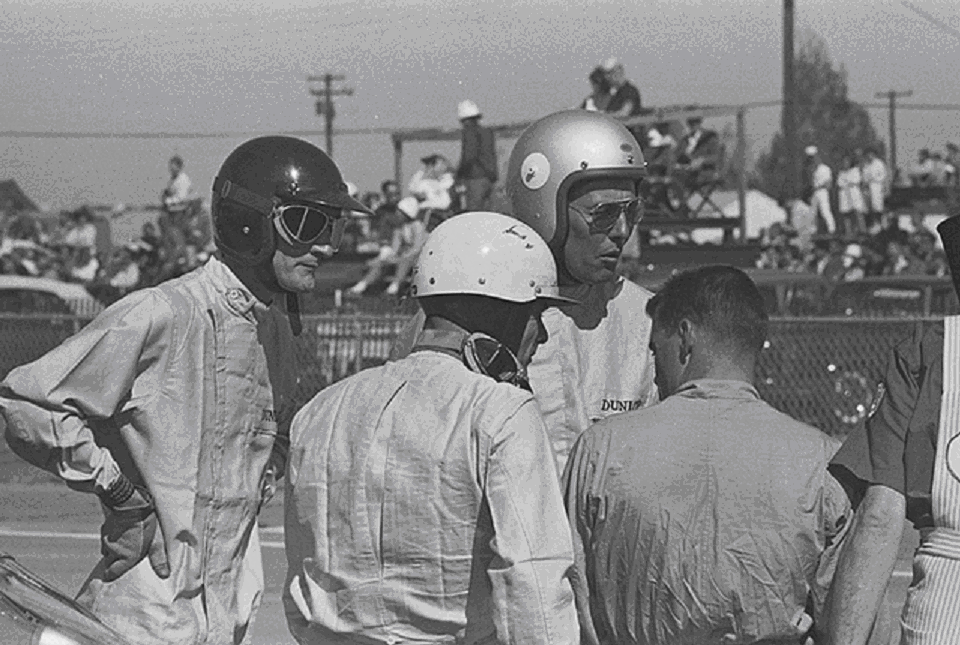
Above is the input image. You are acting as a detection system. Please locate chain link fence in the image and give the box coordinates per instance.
[0,312,933,444]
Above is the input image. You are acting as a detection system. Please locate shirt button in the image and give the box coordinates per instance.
[227,289,244,301]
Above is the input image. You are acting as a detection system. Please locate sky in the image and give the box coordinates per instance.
[2,0,960,220]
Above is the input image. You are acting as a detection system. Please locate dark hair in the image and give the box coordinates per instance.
[380,180,399,194]
[419,293,535,355]
[170,155,184,168]
[645,265,768,354]
[588,67,611,93]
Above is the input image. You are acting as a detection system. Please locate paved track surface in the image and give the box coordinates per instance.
[0,483,918,645]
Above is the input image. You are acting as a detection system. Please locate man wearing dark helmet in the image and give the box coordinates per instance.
[0,136,370,644]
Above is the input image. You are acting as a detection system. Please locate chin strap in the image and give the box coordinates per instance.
[461,332,531,391]
[285,292,302,336]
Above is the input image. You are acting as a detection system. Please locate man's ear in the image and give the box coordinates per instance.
[678,318,694,364]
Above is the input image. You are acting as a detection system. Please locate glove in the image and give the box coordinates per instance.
[98,475,170,582]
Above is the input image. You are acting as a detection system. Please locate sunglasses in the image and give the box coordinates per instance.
[274,203,347,248]
[571,197,643,235]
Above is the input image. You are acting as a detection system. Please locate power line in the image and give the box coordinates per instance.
[2,99,959,141]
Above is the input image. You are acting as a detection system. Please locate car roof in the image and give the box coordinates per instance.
[0,275,104,316]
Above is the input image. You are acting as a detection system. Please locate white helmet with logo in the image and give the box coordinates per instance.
[411,211,575,305]
[505,109,646,262]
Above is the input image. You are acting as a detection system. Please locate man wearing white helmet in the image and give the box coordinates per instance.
[393,109,658,474]
[283,212,578,645]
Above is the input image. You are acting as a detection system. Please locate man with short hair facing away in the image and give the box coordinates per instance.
[0,137,370,644]
[563,265,853,645]
[391,110,658,475]
[283,212,578,645]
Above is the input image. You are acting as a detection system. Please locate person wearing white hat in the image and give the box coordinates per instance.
[283,211,579,645]
[455,100,498,211]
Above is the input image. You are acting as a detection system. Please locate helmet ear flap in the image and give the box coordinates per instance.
[213,201,276,266]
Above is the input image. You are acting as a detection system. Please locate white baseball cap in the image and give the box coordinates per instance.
[805,145,818,156]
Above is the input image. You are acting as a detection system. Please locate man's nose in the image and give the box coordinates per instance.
[608,213,630,244]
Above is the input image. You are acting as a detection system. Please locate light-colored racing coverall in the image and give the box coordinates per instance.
[284,328,578,645]
[0,256,297,645]
[562,379,852,645]
[389,278,658,474]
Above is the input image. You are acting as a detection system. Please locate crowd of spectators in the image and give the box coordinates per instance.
[0,203,212,307]
[907,143,960,187]
[756,209,949,281]
[755,141,957,281]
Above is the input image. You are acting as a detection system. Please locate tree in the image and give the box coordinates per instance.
[756,32,886,204]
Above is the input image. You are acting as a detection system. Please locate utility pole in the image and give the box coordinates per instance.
[782,0,797,202]
[874,89,913,181]
[307,74,354,159]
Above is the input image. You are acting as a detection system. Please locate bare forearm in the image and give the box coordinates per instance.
[818,485,906,645]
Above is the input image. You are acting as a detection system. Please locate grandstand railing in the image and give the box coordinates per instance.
[0,313,937,441]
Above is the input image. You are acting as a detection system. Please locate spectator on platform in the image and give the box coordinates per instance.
[455,100,498,211]
[348,180,408,296]
[580,67,612,112]
[160,155,195,213]
[676,116,721,192]
[407,154,455,228]
[837,155,866,236]
[806,146,836,234]
[861,148,888,228]
[946,142,960,185]
[644,122,677,177]
[601,58,642,118]
[909,148,936,187]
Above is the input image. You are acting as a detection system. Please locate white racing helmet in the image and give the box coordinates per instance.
[411,211,575,305]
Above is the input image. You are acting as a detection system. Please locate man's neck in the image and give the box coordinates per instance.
[223,258,278,305]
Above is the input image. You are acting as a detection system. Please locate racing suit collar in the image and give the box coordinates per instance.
[204,255,264,317]
[674,379,760,400]
[411,328,470,360]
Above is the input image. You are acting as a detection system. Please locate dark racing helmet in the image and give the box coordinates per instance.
[211,136,370,266]
[505,110,646,269]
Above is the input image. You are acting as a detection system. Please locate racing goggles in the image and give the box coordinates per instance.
[572,197,643,235]
[462,333,531,391]
[273,202,346,248]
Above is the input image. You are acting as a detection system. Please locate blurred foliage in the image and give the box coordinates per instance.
[756,32,886,203]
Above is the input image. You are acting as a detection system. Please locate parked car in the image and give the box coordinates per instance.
[0,275,103,317]
[0,276,103,379]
